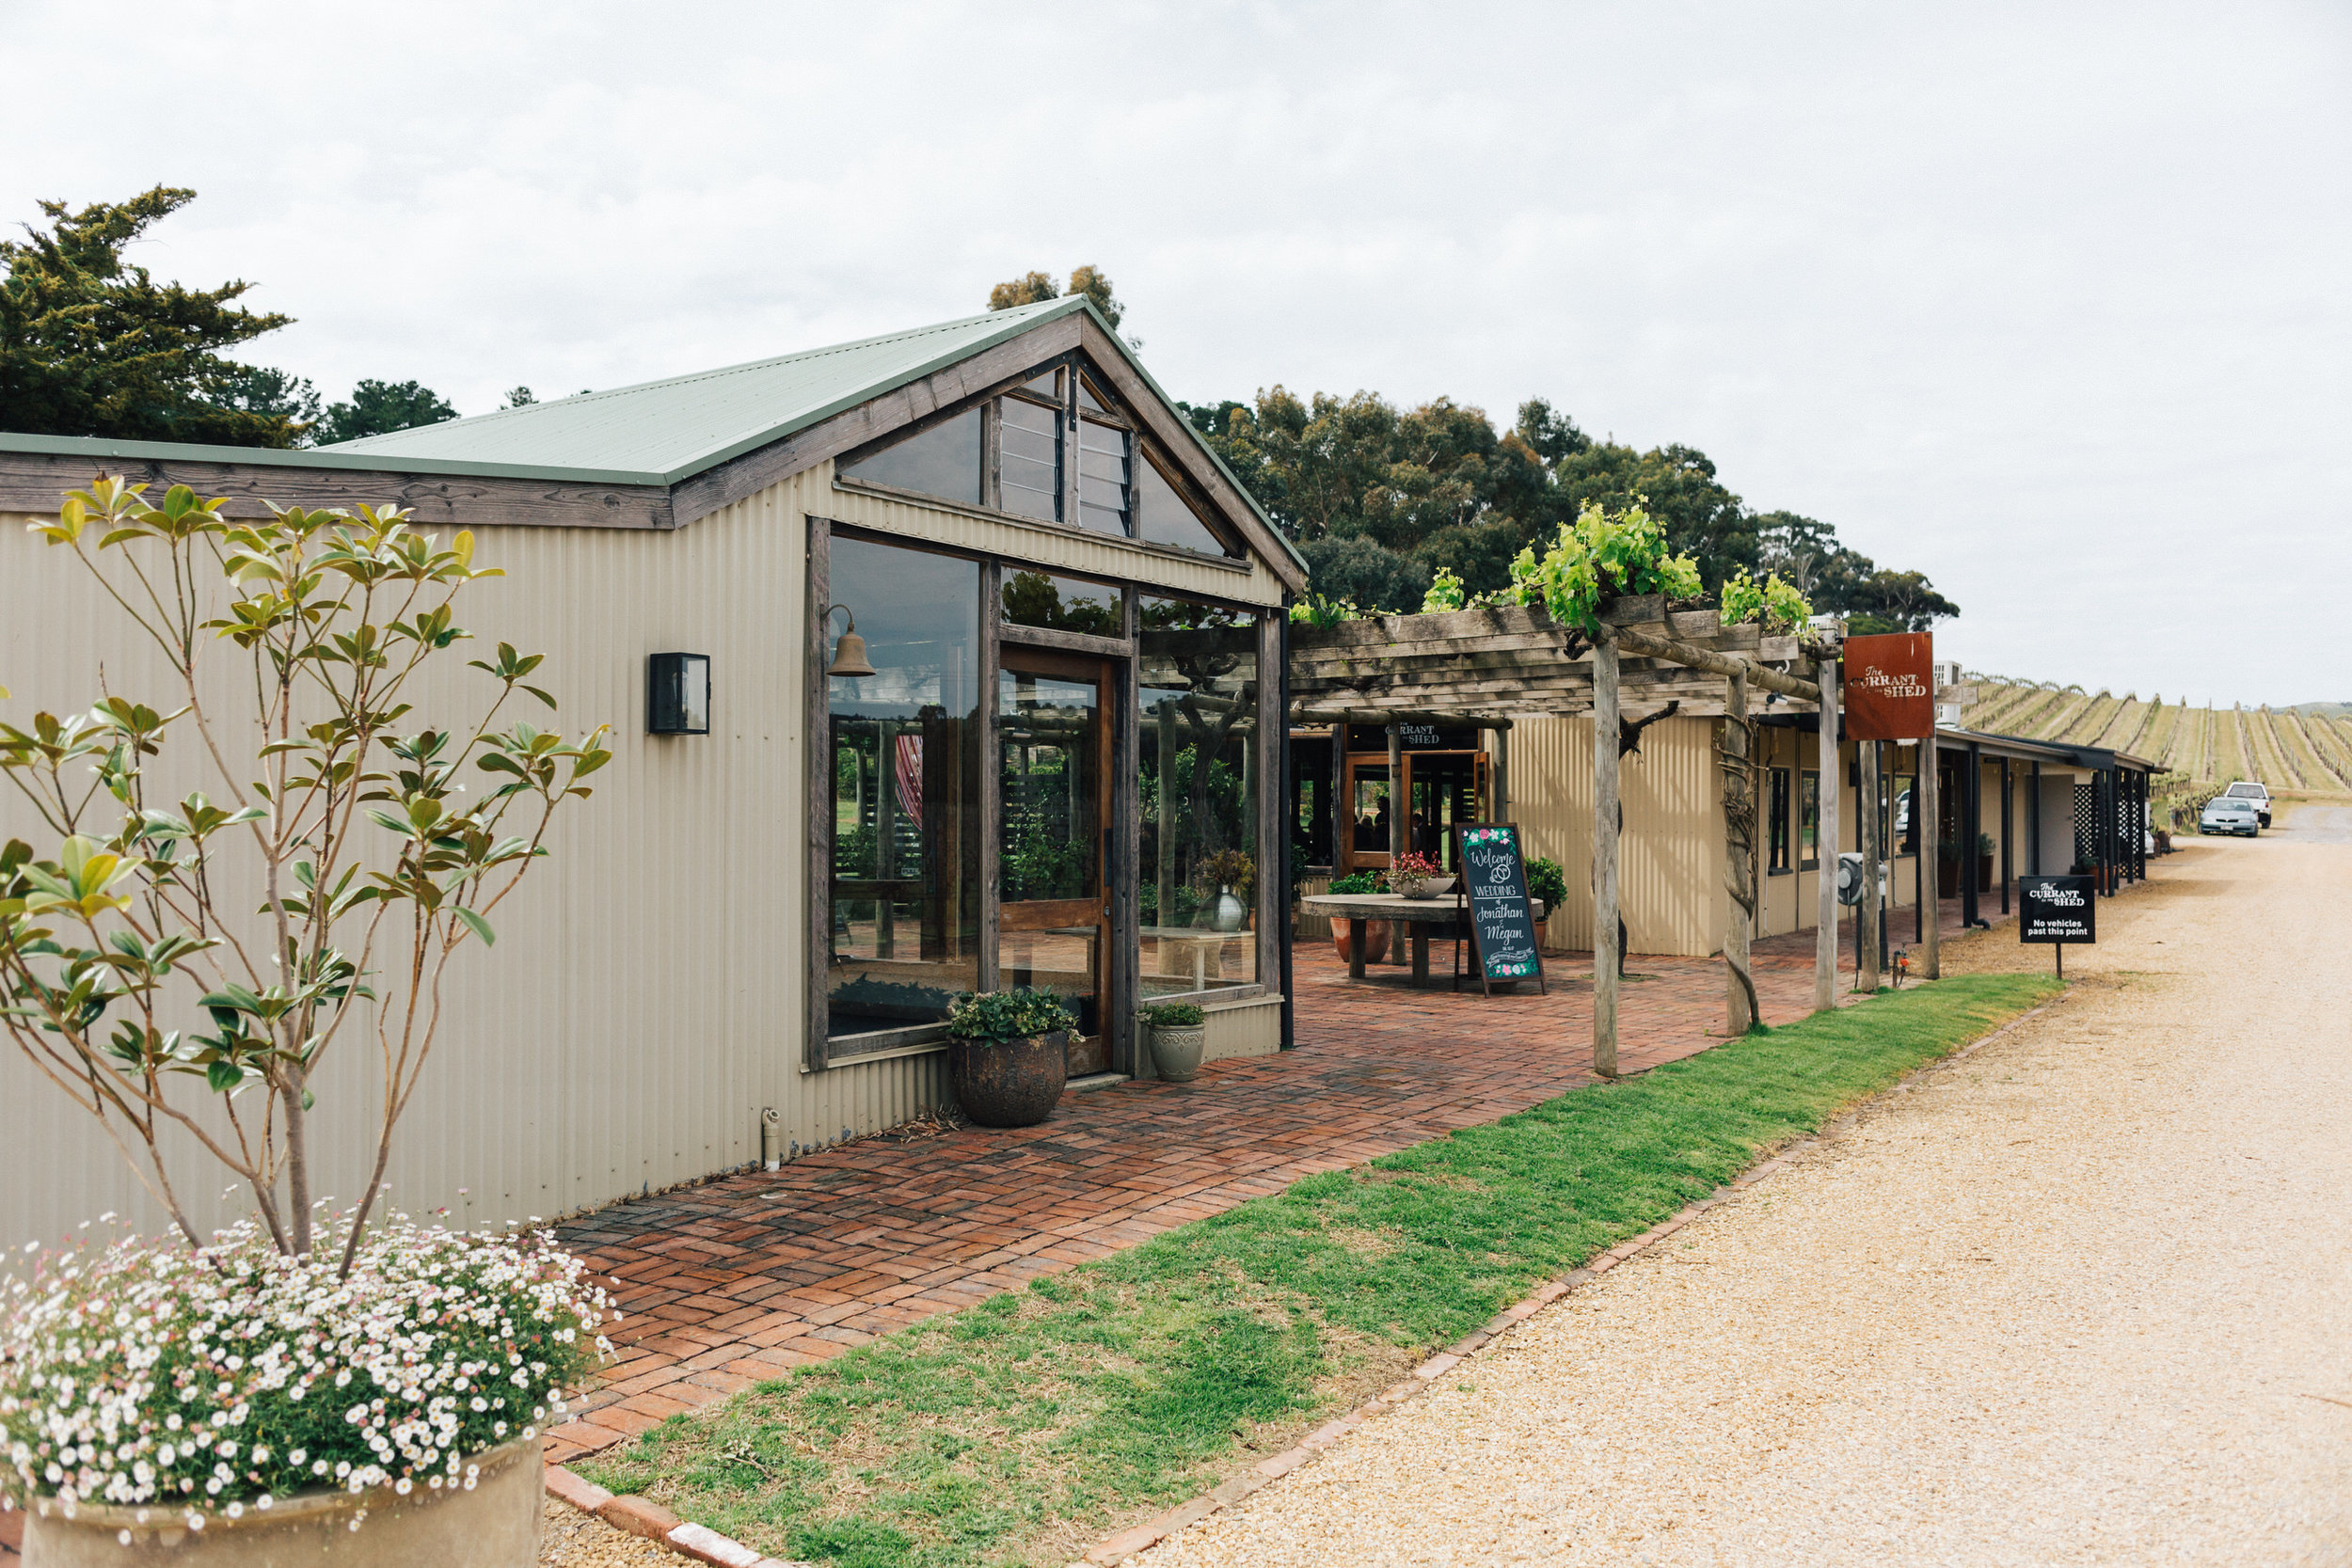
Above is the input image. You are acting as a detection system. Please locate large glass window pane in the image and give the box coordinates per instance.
[1137,598,1260,997]
[1076,419,1130,535]
[839,408,982,508]
[1002,570,1120,636]
[825,538,981,1037]
[999,396,1060,521]
[1136,451,1233,558]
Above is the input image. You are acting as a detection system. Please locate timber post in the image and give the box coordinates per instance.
[1858,737,1881,991]
[1814,644,1840,1013]
[1722,666,1757,1034]
[1594,632,1621,1077]
[1387,723,1405,863]
[1920,733,1941,978]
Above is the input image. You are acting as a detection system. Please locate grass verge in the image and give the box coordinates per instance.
[580,973,2058,1566]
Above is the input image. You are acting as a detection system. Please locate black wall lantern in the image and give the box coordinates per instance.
[647,652,710,735]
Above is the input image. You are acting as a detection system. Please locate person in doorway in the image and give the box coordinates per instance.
[1374,798,1392,850]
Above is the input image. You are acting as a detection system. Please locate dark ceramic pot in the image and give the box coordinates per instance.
[949,1031,1067,1128]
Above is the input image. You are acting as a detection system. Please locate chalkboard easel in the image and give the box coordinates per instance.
[1452,822,1548,997]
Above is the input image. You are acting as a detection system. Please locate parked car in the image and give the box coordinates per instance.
[2222,780,2271,828]
[2200,796,2261,837]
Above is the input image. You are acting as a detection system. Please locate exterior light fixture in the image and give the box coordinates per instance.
[824,604,875,678]
[647,652,710,735]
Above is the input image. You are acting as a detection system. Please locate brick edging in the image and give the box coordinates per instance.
[1078,990,2072,1564]
[545,1464,797,1568]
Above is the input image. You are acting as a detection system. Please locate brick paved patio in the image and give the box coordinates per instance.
[543,932,1857,1464]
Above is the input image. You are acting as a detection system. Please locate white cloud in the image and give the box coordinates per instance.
[8,0,2347,702]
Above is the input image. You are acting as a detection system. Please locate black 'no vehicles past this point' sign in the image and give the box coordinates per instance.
[2018,874,2095,976]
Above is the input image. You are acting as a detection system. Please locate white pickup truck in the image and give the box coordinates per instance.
[2221,781,2272,829]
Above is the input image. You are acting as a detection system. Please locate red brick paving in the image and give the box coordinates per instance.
[544,932,1852,1464]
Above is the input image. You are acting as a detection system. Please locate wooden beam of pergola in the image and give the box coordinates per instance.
[1286,596,1843,1067]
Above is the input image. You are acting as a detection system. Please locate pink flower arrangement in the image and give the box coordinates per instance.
[1382,851,1441,892]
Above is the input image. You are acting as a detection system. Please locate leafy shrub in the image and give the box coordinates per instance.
[1524,855,1568,911]
[1196,847,1255,898]
[1717,568,1813,633]
[1139,1001,1205,1029]
[1327,872,1382,895]
[946,988,1076,1041]
[1506,500,1705,636]
[0,1218,607,1518]
[1419,566,1468,613]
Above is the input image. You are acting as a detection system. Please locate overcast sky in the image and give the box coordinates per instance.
[11,1,2347,705]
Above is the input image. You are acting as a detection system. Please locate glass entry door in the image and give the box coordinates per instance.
[998,651,1113,1075]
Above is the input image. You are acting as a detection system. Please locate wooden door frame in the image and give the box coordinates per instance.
[994,644,1118,1070]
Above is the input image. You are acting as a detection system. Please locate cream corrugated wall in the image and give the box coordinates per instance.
[1503,716,1727,957]
[1503,716,1915,958]
[8,460,1263,1252]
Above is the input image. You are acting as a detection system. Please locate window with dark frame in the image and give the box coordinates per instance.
[835,355,1241,558]
[1799,769,1821,870]
[1769,767,1791,874]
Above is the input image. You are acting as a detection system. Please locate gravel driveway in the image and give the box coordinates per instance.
[1141,837,2352,1566]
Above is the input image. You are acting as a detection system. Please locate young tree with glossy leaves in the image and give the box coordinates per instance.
[0,478,609,1271]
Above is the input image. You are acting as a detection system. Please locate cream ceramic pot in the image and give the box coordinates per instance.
[20,1435,541,1568]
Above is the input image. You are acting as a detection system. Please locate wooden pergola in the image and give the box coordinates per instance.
[1290,595,1901,1074]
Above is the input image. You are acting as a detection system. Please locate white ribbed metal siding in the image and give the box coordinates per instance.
[3,462,1120,1250]
[1504,715,1725,957]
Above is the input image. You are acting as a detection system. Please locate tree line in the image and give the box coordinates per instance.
[0,188,532,450]
[1,194,1957,635]
[988,269,1958,632]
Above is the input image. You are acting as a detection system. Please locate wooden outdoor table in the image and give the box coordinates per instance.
[1300,893,1549,986]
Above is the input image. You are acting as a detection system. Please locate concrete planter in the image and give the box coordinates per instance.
[948,1031,1067,1127]
[20,1435,540,1567]
[1149,1022,1207,1083]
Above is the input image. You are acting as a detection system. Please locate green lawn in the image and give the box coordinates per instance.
[580,973,2058,1567]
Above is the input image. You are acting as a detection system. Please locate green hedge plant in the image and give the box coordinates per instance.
[946,988,1076,1042]
[1139,1000,1205,1029]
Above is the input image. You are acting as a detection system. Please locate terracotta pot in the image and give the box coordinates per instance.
[21,1435,540,1567]
[948,1031,1067,1127]
[1149,1022,1207,1083]
[1330,919,1391,964]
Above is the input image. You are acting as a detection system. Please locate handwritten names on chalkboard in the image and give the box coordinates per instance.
[1454,823,1547,994]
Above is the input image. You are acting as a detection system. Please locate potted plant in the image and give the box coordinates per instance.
[1139,999,1207,1083]
[1978,830,1996,892]
[1383,849,1447,900]
[0,480,613,1563]
[1197,848,1255,933]
[945,988,1076,1127]
[1325,871,1390,964]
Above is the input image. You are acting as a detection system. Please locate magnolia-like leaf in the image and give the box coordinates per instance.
[451,907,496,946]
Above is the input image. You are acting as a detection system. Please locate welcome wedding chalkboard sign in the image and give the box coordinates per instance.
[1453,823,1547,996]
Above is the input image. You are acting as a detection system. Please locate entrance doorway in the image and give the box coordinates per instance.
[1340,747,1488,874]
[998,650,1114,1075]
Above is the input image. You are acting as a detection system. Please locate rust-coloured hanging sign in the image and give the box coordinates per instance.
[1842,632,1936,740]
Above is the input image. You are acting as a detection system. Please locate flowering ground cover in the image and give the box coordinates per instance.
[0,1218,609,1528]
[580,973,2057,1568]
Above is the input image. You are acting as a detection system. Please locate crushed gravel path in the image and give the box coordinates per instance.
[1141,838,2352,1566]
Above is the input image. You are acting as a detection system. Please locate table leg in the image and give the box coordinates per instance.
[1348,919,1365,980]
[1193,945,1206,990]
[1411,927,1430,983]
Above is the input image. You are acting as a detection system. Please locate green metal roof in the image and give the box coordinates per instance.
[0,293,1302,574]
[322,295,1086,482]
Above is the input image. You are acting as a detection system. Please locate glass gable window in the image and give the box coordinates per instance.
[825,537,981,1038]
[1076,418,1130,535]
[998,395,1061,522]
[1137,596,1260,997]
[839,407,982,508]
[1002,570,1120,636]
[1136,451,1232,558]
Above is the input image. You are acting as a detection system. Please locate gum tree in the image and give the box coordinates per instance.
[0,477,608,1272]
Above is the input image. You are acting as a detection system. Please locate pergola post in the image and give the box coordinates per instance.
[1815,647,1840,1013]
[1858,737,1880,992]
[1722,666,1756,1034]
[1387,723,1405,863]
[1920,735,1941,977]
[1594,633,1621,1077]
